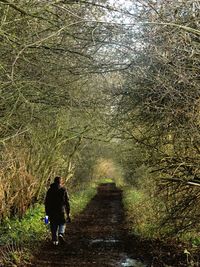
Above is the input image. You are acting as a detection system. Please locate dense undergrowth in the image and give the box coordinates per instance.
[0,186,96,266]
[123,187,159,239]
[123,179,200,244]
[123,185,200,265]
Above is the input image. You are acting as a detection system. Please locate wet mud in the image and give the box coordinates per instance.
[31,183,191,267]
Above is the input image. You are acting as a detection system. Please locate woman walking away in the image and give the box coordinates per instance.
[45,176,71,245]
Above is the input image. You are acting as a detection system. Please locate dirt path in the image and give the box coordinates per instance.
[31,183,188,267]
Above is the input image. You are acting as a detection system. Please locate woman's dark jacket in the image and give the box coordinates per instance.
[45,182,70,224]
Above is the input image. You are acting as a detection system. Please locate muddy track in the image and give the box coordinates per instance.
[31,183,189,267]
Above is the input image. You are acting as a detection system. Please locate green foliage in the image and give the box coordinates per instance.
[0,204,47,246]
[70,187,97,216]
[96,178,114,184]
[123,187,161,238]
[123,184,200,243]
[0,204,46,266]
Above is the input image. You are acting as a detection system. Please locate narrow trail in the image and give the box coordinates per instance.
[31,183,187,267]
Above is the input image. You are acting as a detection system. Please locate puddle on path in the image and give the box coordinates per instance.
[120,256,147,267]
[90,238,120,244]
[89,239,147,267]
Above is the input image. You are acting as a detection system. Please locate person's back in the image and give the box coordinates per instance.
[45,176,70,245]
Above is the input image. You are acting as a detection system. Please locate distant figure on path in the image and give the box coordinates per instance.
[45,176,70,245]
